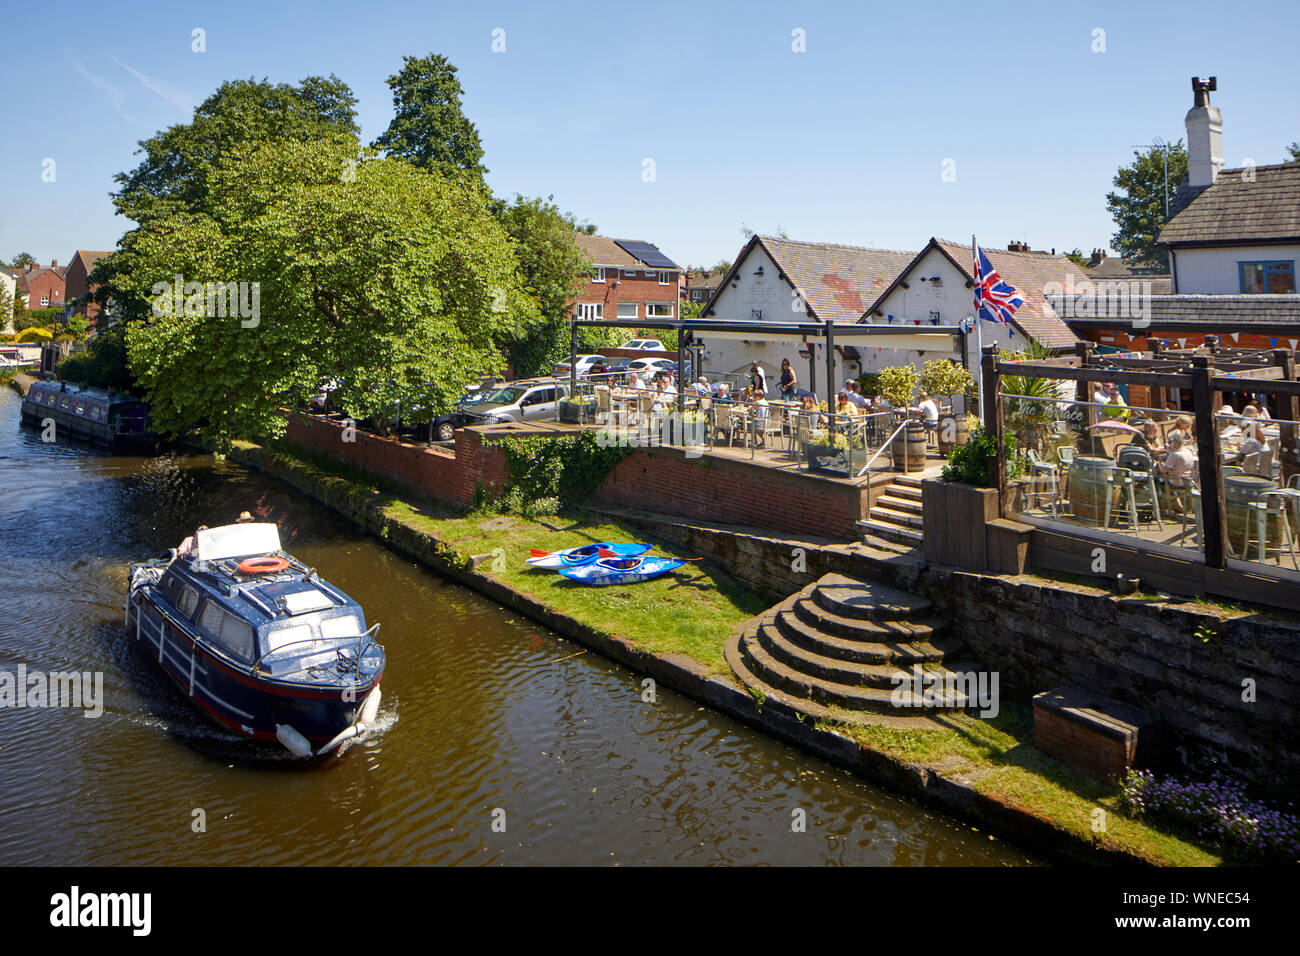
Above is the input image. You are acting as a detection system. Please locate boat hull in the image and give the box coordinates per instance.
[126,591,380,746]
[526,542,650,569]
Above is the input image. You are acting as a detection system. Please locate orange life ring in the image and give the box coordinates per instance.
[237,556,290,574]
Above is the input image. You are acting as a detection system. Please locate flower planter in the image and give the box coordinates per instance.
[920,478,1000,570]
[806,442,851,477]
[558,401,595,425]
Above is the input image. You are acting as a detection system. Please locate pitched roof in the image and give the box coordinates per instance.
[705,235,915,324]
[1056,293,1300,333]
[575,234,679,270]
[1085,255,1168,280]
[71,250,112,274]
[1158,162,1300,246]
[860,238,1084,349]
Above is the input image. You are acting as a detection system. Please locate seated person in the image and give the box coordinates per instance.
[714,382,733,404]
[692,376,712,398]
[799,394,821,430]
[1158,434,1197,487]
[1132,420,1164,454]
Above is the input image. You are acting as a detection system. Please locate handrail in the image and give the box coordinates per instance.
[857,417,915,479]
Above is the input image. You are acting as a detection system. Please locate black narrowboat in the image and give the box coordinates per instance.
[126,520,386,758]
[21,379,157,451]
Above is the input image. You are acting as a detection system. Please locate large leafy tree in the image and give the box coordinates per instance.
[1105,139,1187,271]
[1287,141,1300,162]
[494,195,591,376]
[5,252,35,269]
[373,53,487,182]
[124,138,538,449]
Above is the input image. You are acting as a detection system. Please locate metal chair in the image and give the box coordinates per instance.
[1244,489,1300,569]
[1025,448,1059,517]
[1115,444,1164,530]
[1103,465,1141,532]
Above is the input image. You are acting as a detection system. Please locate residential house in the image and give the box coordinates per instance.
[696,235,916,389]
[1082,248,1172,295]
[682,268,729,305]
[0,266,17,333]
[63,249,113,325]
[859,238,1083,379]
[1062,77,1300,354]
[16,261,66,313]
[573,235,681,326]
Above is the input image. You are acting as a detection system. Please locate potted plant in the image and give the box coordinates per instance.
[558,393,596,424]
[805,428,852,476]
[918,358,975,455]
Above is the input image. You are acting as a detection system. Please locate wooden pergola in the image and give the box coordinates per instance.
[981,342,1300,571]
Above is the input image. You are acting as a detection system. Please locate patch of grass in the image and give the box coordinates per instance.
[817,706,1222,867]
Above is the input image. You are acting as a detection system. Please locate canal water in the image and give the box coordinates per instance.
[0,386,1032,866]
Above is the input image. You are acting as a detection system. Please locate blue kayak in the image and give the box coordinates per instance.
[526,542,650,570]
[558,555,687,586]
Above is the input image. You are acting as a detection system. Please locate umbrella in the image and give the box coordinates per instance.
[1088,419,1141,435]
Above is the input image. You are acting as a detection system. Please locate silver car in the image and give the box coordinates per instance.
[470,379,571,424]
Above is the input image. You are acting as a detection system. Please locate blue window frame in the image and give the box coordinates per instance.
[1239,260,1296,294]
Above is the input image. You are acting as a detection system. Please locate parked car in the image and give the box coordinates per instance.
[627,357,680,377]
[429,379,571,439]
[552,354,605,379]
[620,339,666,351]
[587,358,630,383]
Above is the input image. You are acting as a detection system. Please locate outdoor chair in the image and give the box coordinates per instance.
[1243,489,1300,569]
[1103,465,1141,533]
[1056,445,1076,497]
[1170,477,1203,546]
[759,406,784,451]
[1025,448,1059,517]
[714,405,739,447]
[594,386,611,423]
[793,414,810,466]
[1222,465,1244,477]
[1115,444,1164,530]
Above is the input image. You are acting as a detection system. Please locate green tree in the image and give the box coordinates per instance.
[6,252,35,269]
[494,195,589,377]
[373,53,487,182]
[1064,248,1086,266]
[123,138,537,450]
[1287,141,1300,162]
[97,75,360,329]
[1106,139,1187,271]
[58,328,133,391]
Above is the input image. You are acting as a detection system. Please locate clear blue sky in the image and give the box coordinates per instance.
[2,0,1297,269]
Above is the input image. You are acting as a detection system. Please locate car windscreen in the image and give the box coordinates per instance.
[481,387,527,406]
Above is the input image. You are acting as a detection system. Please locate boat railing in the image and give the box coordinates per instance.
[251,622,383,679]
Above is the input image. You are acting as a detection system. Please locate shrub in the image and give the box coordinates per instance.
[941,424,1020,486]
[857,372,881,397]
[877,364,919,407]
[15,327,53,342]
[917,358,973,402]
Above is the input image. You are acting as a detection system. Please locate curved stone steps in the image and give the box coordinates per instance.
[789,596,951,645]
[811,578,934,621]
[756,621,940,689]
[778,605,958,665]
[723,626,942,730]
[737,623,972,714]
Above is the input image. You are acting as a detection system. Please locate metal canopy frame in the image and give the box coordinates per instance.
[570,316,969,424]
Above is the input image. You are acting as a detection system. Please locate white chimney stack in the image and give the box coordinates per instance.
[1185,76,1223,188]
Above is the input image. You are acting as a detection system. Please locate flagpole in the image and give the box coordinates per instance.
[973,235,984,427]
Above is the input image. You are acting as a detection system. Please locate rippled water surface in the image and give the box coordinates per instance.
[0,387,1033,865]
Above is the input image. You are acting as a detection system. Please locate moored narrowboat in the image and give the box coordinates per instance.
[125,519,386,758]
[21,379,157,451]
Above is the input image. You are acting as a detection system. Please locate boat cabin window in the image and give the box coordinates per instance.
[176,586,200,619]
[319,614,361,639]
[265,622,314,654]
[198,601,254,661]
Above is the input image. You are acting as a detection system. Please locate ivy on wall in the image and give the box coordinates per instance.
[478,431,631,516]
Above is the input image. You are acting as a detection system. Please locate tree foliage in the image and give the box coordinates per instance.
[123,138,538,450]
[58,328,133,391]
[1287,141,1300,162]
[373,53,487,182]
[877,363,919,407]
[1106,139,1187,271]
[5,252,35,269]
[917,358,973,400]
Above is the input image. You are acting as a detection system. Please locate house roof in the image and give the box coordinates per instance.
[575,234,680,270]
[1158,162,1300,246]
[703,235,915,324]
[15,265,66,293]
[1056,293,1300,334]
[685,269,729,289]
[859,238,1084,349]
[1085,255,1169,280]
[71,250,112,274]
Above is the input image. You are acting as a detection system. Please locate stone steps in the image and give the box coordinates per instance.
[726,572,973,727]
[857,519,923,546]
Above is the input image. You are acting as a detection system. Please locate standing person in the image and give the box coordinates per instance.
[778,358,797,400]
[749,362,768,397]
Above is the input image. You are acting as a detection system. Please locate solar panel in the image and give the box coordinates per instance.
[614,240,678,270]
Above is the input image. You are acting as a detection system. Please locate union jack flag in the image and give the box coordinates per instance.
[973,244,1024,326]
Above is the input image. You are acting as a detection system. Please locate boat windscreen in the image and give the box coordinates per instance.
[195,523,282,561]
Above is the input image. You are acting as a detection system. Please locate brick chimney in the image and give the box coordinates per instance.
[50,258,57,268]
[1186,76,1223,188]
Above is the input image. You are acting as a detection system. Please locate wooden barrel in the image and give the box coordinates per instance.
[937,414,969,455]
[1225,475,1281,554]
[1068,456,1117,525]
[892,421,927,471]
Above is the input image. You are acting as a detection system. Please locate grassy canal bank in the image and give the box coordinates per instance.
[226,436,1224,866]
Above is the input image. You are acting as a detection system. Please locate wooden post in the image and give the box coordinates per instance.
[569,318,578,398]
[981,346,1005,516]
[1273,349,1299,484]
[676,323,686,415]
[825,320,836,437]
[1074,341,1093,412]
[805,342,816,400]
[1191,356,1227,568]
[1149,339,1166,415]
